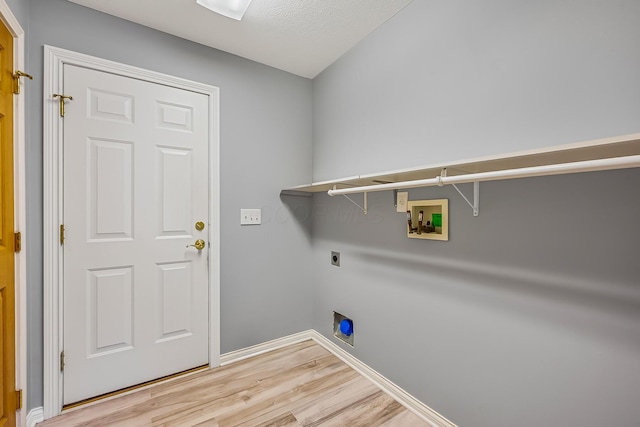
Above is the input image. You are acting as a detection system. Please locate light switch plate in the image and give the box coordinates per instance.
[240,209,261,225]
[396,192,408,212]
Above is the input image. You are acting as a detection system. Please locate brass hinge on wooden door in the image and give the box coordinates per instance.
[60,351,65,372]
[12,70,33,94]
[15,389,22,410]
[14,232,21,252]
[60,224,65,245]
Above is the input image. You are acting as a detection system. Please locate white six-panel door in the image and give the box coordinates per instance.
[62,64,210,404]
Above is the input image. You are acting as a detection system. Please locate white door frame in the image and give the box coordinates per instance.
[43,45,221,419]
[0,1,26,426]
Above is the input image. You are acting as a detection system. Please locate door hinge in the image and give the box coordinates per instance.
[60,351,65,372]
[14,231,21,252]
[15,389,22,410]
[60,224,65,245]
[52,93,73,117]
[12,70,33,95]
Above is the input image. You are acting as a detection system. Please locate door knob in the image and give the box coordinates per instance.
[187,239,206,250]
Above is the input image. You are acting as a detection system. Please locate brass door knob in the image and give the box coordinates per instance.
[187,239,206,250]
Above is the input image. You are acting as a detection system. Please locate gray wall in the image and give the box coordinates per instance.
[5,0,27,29]
[313,0,640,181]
[26,0,313,410]
[311,1,640,426]
[19,0,640,424]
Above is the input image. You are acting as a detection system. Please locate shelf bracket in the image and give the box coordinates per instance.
[439,168,479,216]
[336,186,367,215]
[452,181,479,217]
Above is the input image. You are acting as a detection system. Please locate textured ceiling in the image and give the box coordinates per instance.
[67,0,414,78]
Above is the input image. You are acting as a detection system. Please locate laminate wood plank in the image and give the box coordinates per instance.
[147,342,331,419]
[253,412,301,427]
[151,340,325,399]
[380,409,430,426]
[37,340,430,427]
[152,403,220,427]
[304,390,404,427]
[290,375,380,425]
[152,353,349,426]
[190,420,219,427]
[215,357,359,426]
[36,390,153,427]
[143,341,321,401]
[41,341,326,427]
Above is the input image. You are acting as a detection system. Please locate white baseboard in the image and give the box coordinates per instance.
[27,407,44,427]
[220,330,314,366]
[221,329,456,427]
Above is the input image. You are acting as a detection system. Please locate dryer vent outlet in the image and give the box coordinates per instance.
[333,311,354,346]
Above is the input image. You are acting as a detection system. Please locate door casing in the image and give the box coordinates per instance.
[0,2,26,426]
[43,45,221,419]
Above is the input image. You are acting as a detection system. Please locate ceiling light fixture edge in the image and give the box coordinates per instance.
[196,0,253,21]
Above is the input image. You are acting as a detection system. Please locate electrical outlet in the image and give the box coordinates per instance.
[240,209,261,225]
[331,251,340,266]
[396,191,408,212]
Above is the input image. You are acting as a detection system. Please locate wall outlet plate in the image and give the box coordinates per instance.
[396,191,408,212]
[331,251,340,266]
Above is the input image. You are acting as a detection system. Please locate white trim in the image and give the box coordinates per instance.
[221,330,457,427]
[219,331,317,366]
[0,1,27,425]
[208,63,221,369]
[26,407,44,427]
[43,44,62,421]
[43,45,221,418]
[287,132,640,194]
[327,154,640,197]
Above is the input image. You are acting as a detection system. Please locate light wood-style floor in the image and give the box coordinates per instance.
[38,340,429,426]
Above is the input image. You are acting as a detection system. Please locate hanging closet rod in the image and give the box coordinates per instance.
[327,154,640,196]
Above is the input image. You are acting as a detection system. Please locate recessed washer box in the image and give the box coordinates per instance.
[407,199,448,241]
